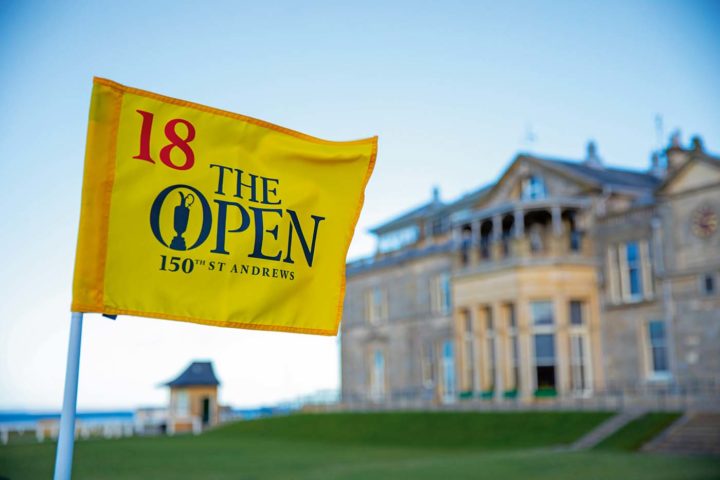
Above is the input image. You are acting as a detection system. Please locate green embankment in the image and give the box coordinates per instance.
[208,411,614,449]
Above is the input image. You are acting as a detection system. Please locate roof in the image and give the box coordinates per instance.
[443,184,493,211]
[370,199,444,234]
[166,361,220,387]
[369,151,663,238]
[370,184,493,235]
[347,240,455,276]
[528,156,662,191]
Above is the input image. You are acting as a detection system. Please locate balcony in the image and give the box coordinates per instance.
[454,199,595,273]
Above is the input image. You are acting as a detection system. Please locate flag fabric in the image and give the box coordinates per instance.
[72,78,377,336]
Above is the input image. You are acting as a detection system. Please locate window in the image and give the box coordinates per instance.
[609,241,653,303]
[522,175,547,200]
[432,273,452,314]
[626,241,643,298]
[529,225,544,253]
[366,287,387,324]
[507,303,517,329]
[461,310,475,392]
[532,301,556,393]
[570,229,582,252]
[421,341,436,388]
[569,300,590,393]
[479,234,491,259]
[484,306,494,331]
[502,229,512,257]
[460,225,472,266]
[480,234,491,260]
[569,300,584,326]
[463,313,473,334]
[531,301,554,326]
[174,390,189,416]
[441,340,456,403]
[441,275,451,313]
[701,274,716,295]
[570,335,588,392]
[370,349,386,401]
[534,334,556,390]
[647,321,669,377]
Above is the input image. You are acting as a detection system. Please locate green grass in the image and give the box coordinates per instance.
[594,412,683,451]
[1,412,718,480]
[208,411,614,449]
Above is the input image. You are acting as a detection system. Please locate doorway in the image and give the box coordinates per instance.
[202,397,211,425]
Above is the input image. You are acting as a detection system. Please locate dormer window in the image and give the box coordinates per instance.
[522,175,547,200]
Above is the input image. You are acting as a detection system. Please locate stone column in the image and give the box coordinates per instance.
[491,214,503,260]
[555,295,570,397]
[517,301,534,402]
[472,308,482,395]
[475,219,484,262]
[493,303,506,402]
[550,206,564,256]
[469,222,478,265]
[551,206,563,235]
[513,208,529,257]
[588,291,605,392]
[514,208,525,238]
[452,225,461,245]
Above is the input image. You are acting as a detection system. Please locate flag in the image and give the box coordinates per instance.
[72,78,377,335]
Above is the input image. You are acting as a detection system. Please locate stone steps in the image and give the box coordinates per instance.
[643,413,720,456]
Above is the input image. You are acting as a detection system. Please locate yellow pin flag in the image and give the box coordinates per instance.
[72,78,377,335]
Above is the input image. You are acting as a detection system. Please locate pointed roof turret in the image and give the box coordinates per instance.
[166,361,220,387]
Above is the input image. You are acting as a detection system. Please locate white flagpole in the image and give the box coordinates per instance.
[53,312,84,480]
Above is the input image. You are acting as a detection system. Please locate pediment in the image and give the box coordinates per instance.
[662,157,720,195]
[475,156,595,210]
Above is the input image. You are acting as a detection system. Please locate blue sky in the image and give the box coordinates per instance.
[1,0,719,410]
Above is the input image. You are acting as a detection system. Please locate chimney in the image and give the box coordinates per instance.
[665,130,689,173]
[650,151,666,179]
[432,186,441,204]
[690,135,704,153]
[583,141,603,169]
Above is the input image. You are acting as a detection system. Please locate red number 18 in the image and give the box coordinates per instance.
[133,110,196,171]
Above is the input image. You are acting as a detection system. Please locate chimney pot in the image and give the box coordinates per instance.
[691,135,704,152]
[432,186,441,203]
[584,140,603,169]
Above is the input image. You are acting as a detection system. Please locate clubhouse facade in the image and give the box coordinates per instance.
[340,135,720,405]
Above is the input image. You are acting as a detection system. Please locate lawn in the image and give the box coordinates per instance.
[1,412,718,480]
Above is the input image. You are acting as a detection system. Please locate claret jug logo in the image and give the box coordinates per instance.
[137,109,326,280]
[151,186,211,251]
[168,190,195,250]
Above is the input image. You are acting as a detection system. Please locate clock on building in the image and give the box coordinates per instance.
[692,205,718,238]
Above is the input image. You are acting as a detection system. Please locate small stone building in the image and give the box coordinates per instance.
[166,361,220,434]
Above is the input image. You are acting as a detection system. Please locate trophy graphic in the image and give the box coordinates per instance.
[170,191,195,250]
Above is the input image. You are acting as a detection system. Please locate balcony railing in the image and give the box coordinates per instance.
[457,230,593,270]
